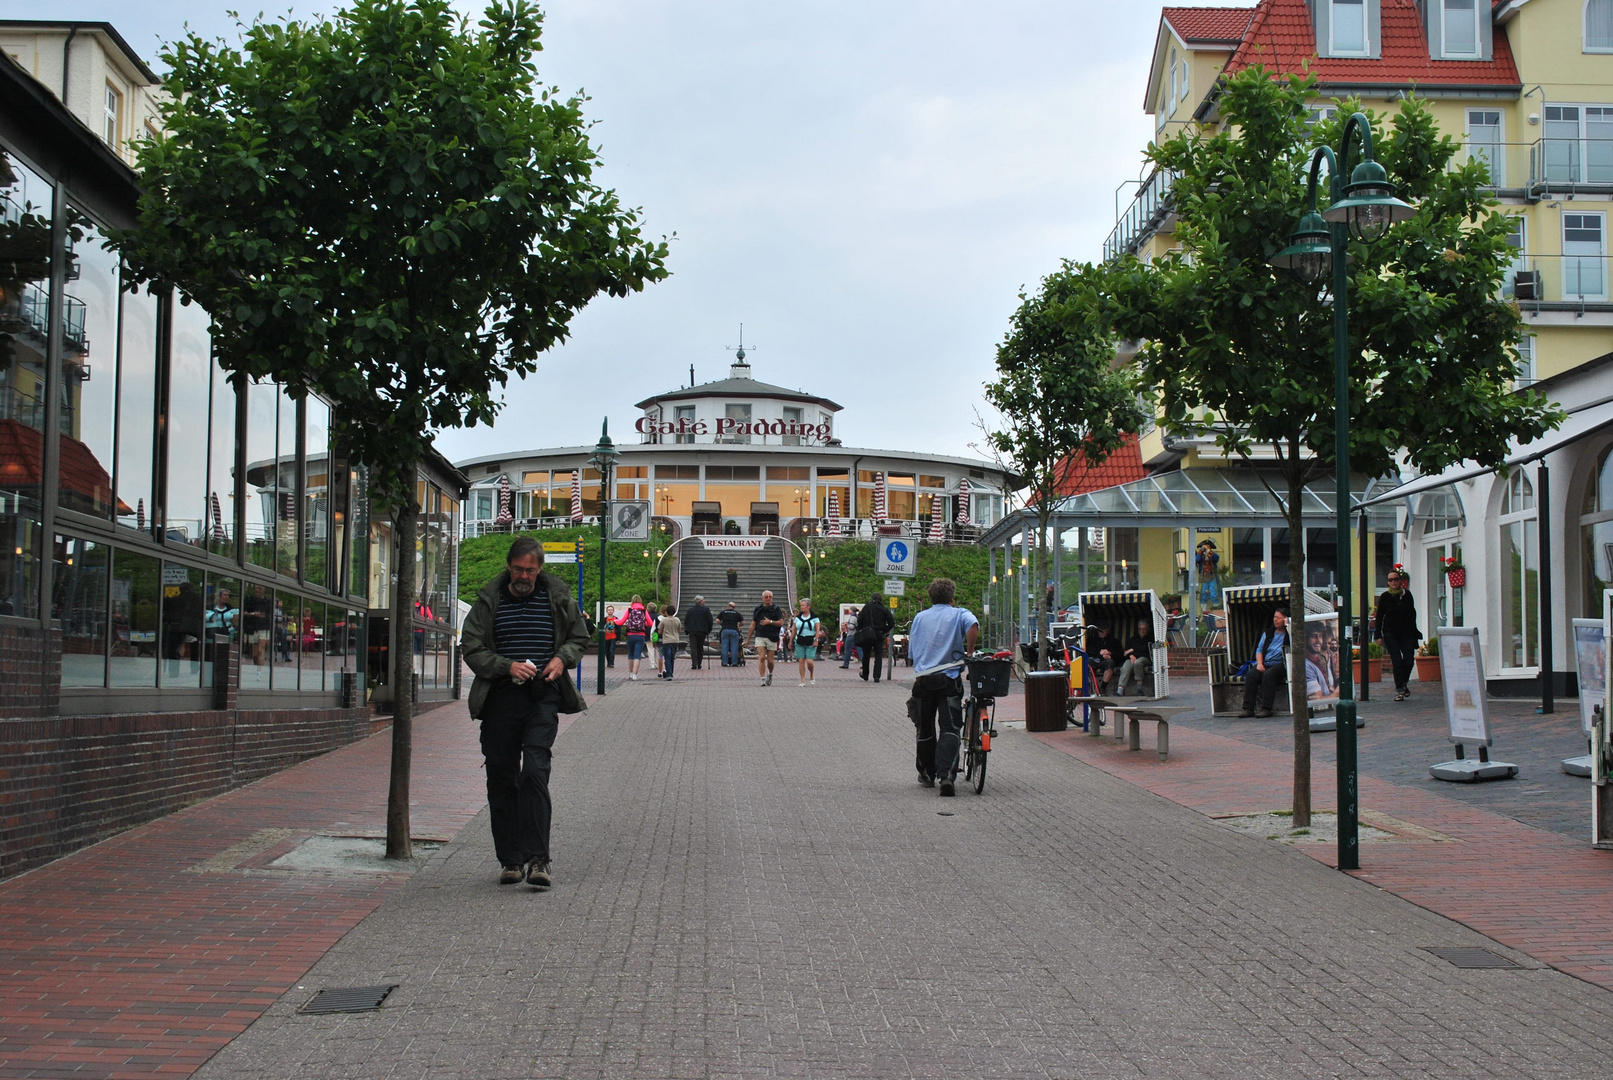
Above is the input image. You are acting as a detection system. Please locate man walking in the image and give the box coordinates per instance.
[717,601,744,666]
[684,595,713,670]
[857,594,895,683]
[748,589,785,686]
[906,578,979,796]
[1375,568,1421,701]
[462,537,590,890]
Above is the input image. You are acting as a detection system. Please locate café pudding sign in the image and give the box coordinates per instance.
[635,415,833,443]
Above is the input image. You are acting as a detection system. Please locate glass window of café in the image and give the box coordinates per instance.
[652,464,699,517]
[887,473,916,520]
[816,469,850,521]
[705,464,761,518]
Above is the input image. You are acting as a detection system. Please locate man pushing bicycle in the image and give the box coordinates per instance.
[906,578,979,796]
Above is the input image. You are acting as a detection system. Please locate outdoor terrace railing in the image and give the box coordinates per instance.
[1505,254,1611,309]
[1103,168,1176,262]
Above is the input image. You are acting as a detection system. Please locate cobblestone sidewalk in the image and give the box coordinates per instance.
[193,666,1613,1079]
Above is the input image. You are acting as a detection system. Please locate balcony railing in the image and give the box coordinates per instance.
[1504,254,1611,308]
[1103,168,1176,262]
[1460,138,1613,196]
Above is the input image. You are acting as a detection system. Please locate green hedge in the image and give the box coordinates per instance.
[793,541,991,634]
[458,528,672,614]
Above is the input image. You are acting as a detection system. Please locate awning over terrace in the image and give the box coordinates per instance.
[980,467,1400,544]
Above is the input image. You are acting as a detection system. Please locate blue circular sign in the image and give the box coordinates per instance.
[886,540,909,563]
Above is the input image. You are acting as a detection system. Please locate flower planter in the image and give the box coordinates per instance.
[1352,658,1383,683]
[1445,568,1466,589]
[726,571,739,587]
[1415,655,1441,682]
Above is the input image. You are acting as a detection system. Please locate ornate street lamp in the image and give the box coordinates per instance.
[1270,113,1416,871]
[588,419,617,696]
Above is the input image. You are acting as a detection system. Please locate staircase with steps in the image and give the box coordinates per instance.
[675,540,792,639]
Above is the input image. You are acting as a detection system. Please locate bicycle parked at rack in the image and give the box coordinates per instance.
[961,651,1014,795]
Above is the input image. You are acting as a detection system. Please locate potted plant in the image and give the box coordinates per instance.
[1416,635,1441,682]
[1441,555,1466,590]
[726,567,739,587]
[1351,642,1384,683]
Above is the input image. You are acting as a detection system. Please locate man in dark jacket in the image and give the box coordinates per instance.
[1375,568,1421,701]
[684,595,713,670]
[462,536,590,890]
[857,596,896,683]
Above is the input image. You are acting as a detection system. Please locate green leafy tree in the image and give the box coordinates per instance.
[116,0,668,858]
[1109,67,1559,824]
[985,262,1144,670]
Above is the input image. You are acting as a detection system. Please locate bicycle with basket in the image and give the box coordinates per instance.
[961,651,1015,794]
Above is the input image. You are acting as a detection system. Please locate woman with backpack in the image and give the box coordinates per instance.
[621,595,652,681]
[789,597,824,686]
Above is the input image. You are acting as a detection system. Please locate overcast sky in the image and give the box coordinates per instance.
[51,1,1235,465]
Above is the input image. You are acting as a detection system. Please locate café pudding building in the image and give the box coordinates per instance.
[459,355,1012,540]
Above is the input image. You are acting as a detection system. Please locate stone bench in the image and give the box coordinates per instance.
[1106,705,1192,762]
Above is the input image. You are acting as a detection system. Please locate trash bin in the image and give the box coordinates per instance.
[1025,670,1068,732]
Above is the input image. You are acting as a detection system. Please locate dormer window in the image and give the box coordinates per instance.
[1589,0,1613,52]
[1332,0,1368,55]
[1442,0,1480,57]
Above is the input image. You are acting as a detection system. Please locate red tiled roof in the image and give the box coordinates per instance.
[1226,0,1520,90]
[0,417,122,514]
[1162,6,1255,44]
[1049,434,1148,500]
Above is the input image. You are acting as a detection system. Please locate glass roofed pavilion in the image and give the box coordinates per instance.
[978,468,1400,649]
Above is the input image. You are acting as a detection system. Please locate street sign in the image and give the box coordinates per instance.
[883,578,905,597]
[609,501,651,541]
[888,596,899,608]
[542,542,577,553]
[876,536,914,577]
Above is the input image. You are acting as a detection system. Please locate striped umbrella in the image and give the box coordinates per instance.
[928,504,944,542]
[136,498,145,530]
[496,475,513,526]
[570,469,583,522]
[872,472,887,522]
[211,491,225,541]
[955,477,972,524]
[826,490,841,535]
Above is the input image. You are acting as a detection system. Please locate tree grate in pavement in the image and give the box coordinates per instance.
[1423,947,1523,969]
[299,985,398,1014]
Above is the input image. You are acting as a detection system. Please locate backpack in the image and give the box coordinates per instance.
[793,615,816,642]
[623,606,650,634]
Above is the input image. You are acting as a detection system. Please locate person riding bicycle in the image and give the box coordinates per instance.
[905,577,979,797]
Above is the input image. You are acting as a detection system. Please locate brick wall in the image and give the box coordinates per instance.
[1167,645,1219,679]
[0,622,61,718]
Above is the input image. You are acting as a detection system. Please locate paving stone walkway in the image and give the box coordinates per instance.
[187,665,1613,1079]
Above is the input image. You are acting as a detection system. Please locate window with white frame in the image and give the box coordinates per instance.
[1466,109,1503,184]
[673,404,695,444]
[102,84,122,146]
[1168,49,1178,115]
[1503,215,1528,297]
[1178,55,1190,103]
[1514,331,1535,387]
[1564,211,1607,301]
[1442,0,1480,56]
[1332,0,1368,55]
[1589,0,1613,51]
[1305,105,1339,131]
[1498,470,1539,669]
[1543,105,1613,183]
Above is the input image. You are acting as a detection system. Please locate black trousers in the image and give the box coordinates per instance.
[1382,632,1417,691]
[909,672,964,780]
[861,638,887,682]
[1242,664,1287,713]
[688,632,708,669]
[478,681,561,868]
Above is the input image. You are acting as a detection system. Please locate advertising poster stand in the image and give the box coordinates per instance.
[1565,618,1605,777]
[1429,627,1518,782]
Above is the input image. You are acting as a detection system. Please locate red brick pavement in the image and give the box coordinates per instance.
[1029,715,1613,992]
[0,699,496,1080]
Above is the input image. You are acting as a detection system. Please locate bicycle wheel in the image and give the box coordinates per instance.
[973,747,987,794]
[962,711,980,782]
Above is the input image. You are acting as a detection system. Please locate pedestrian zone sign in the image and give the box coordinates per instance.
[877,537,914,577]
[610,501,651,542]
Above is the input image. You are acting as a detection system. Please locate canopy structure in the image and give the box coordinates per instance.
[982,467,1400,545]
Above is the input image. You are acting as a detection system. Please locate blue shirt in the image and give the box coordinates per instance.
[1255,630,1288,666]
[909,604,979,677]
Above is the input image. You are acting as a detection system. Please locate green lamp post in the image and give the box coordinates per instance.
[1271,113,1416,872]
[588,419,618,696]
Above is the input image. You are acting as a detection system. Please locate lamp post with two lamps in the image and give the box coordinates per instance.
[1269,112,1417,871]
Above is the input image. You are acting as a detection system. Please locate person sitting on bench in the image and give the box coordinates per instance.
[1116,618,1155,697]
[1238,610,1290,718]
[1084,621,1118,695]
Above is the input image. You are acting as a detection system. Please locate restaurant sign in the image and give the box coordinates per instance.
[701,537,772,551]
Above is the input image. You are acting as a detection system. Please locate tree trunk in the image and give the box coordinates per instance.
[1036,515,1051,670]
[386,478,420,861]
[1284,443,1311,828]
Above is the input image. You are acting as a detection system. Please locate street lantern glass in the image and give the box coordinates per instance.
[1322,159,1416,242]
[1270,211,1334,284]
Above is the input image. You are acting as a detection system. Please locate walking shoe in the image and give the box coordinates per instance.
[499,864,525,885]
[1237,710,1254,718]
[526,859,552,889]
[938,779,956,797]
[1254,708,1272,718]
[860,672,868,681]
[629,673,638,681]
[765,672,773,686]
[919,772,935,788]
[760,676,769,687]
[799,682,806,687]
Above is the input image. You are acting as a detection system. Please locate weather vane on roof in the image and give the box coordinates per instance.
[727,323,756,363]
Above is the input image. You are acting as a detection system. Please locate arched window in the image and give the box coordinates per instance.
[1499,471,1539,668]
[1581,445,1613,616]
[1590,0,1613,51]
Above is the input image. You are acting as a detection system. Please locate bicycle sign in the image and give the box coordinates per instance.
[876,537,914,577]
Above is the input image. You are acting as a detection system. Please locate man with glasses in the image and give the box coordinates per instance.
[1374,568,1422,702]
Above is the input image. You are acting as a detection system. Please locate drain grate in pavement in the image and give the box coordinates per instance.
[300,985,397,1014]
[1423,947,1522,970]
